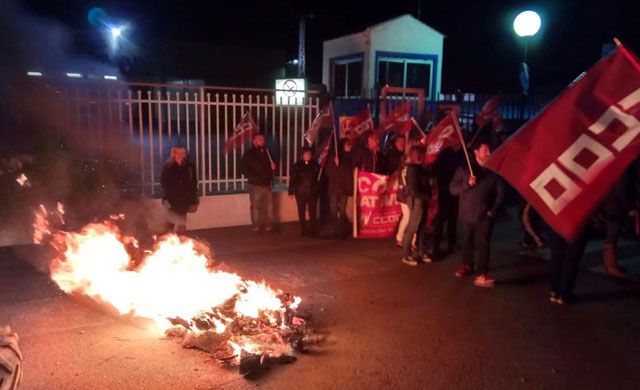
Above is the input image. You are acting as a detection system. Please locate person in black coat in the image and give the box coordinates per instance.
[431,147,462,257]
[353,132,382,173]
[326,138,355,237]
[160,145,199,233]
[288,147,320,236]
[401,145,432,266]
[449,140,505,287]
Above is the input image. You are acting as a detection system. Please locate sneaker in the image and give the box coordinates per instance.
[264,225,273,232]
[420,254,433,264]
[455,264,475,278]
[402,257,419,267]
[549,291,559,304]
[252,226,261,233]
[474,274,495,287]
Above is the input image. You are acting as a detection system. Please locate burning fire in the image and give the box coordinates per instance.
[36,207,302,362]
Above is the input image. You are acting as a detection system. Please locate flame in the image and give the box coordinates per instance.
[42,212,300,360]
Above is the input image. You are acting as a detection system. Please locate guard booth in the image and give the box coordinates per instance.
[322,14,444,101]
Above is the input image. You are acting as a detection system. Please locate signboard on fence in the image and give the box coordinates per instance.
[275,78,305,106]
[354,171,402,239]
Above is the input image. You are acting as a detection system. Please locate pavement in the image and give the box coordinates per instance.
[1,211,640,390]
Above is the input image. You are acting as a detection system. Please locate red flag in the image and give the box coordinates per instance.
[475,95,503,130]
[423,113,462,165]
[305,104,333,145]
[376,102,412,137]
[225,112,258,153]
[485,45,640,240]
[339,107,374,140]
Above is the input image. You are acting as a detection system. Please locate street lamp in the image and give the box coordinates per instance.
[513,11,541,37]
[110,27,122,38]
[513,10,541,95]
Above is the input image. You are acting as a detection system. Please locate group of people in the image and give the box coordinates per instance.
[160,125,640,305]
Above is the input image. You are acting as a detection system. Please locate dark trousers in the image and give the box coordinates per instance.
[433,195,458,252]
[403,198,425,258]
[548,228,590,298]
[295,193,318,234]
[605,219,622,246]
[461,217,494,275]
[329,194,349,235]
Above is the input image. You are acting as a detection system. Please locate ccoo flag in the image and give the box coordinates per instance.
[485,44,640,240]
[339,106,374,140]
[225,111,259,153]
[305,104,334,145]
[423,112,462,165]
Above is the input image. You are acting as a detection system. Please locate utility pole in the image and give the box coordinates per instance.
[298,16,306,78]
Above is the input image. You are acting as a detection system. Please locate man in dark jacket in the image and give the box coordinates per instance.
[353,132,382,173]
[326,138,355,237]
[449,141,505,287]
[383,136,406,175]
[289,147,320,236]
[242,134,276,232]
[160,145,199,233]
[431,147,462,257]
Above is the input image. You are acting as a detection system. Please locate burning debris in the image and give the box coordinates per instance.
[34,206,323,377]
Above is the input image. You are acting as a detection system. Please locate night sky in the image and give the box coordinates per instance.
[18,0,640,94]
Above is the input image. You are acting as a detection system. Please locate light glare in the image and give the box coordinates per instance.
[513,10,541,37]
[111,27,122,38]
[27,71,42,77]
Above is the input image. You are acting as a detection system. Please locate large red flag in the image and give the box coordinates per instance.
[225,111,258,153]
[376,102,412,137]
[475,95,503,130]
[423,113,462,165]
[339,107,374,140]
[485,45,640,240]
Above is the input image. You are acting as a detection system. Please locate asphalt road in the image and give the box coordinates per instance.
[1,213,640,389]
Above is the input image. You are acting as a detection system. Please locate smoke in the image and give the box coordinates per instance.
[0,1,155,247]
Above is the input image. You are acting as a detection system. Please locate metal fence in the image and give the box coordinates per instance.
[61,83,320,197]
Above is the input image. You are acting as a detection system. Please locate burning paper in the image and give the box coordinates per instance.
[36,208,314,369]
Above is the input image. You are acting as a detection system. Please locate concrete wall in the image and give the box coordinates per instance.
[151,192,300,231]
[322,31,369,89]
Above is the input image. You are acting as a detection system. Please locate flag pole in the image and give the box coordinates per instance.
[451,112,475,177]
[331,103,339,158]
[352,167,358,238]
[411,117,427,138]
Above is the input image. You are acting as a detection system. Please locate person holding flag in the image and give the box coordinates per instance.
[422,111,465,258]
[450,138,506,287]
[241,133,277,233]
[288,147,320,236]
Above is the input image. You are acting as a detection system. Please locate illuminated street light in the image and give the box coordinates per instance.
[27,71,42,77]
[513,10,541,37]
[66,72,82,78]
[104,75,118,80]
[110,27,122,38]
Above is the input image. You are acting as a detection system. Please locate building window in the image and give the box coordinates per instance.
[332,59,363,97]
[377,58,433,99]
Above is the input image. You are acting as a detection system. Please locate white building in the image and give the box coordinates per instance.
[322,14,444,100]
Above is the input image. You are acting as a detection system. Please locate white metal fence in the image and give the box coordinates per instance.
[62,83,320,197]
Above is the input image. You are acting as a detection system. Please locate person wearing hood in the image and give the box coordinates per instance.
[160,145,199,233]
